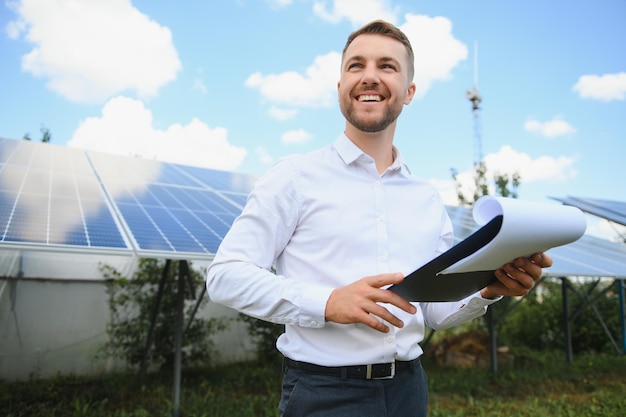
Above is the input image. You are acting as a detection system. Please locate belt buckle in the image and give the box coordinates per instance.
[367,362,395,380]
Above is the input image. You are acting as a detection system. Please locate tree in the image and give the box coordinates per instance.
[40,126,51,143]
[451,160,521,206]
[101,258,227,378]
[21,125,51,143]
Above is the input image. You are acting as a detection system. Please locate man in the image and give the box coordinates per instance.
[207,20,552,417]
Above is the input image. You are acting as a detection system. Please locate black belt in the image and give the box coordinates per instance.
[284,357,419,380]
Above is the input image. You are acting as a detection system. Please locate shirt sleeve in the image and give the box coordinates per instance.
[416,208,502,330]
[420,292,502,330]
[206,158,332,328]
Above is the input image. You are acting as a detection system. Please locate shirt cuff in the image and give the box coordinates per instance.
[296,283,334,328]
[465,291,502,308]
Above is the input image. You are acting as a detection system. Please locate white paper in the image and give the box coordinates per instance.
[442,196,587,274]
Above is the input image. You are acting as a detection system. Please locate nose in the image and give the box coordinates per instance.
[360,62,380,85]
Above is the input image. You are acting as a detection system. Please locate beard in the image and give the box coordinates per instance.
[339,96,403,133]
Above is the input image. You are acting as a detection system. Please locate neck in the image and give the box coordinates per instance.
[344,124,396,174]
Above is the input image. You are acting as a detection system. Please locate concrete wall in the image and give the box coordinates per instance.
[0,258,257,380]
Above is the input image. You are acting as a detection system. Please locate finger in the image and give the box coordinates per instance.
[531,252,553,268]
[502,264,535,289]
[494,269,527,295]
[367,303,405,329]
[365,272,405,288]
[365,273,416,314]
[513,257,543,281]
[360,312,391,333]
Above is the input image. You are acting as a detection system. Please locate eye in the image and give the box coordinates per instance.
[347,62,363,70]
[381,63,397,71]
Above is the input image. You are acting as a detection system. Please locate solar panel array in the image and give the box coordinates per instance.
[1,137,625,278]
[0,138,129,252]
[0,138,253,259]
[551,196,626,226]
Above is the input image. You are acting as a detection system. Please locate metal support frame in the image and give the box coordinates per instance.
[486,275,625,371]
[137,260,171,386]
[617,279,626,355]
[486,276,547,372]
[172,260,187,417]
[486,306,497,372]
[561,276,623,363]
[134,259,197,417]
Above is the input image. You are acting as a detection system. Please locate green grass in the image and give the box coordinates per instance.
[1,351,625,417]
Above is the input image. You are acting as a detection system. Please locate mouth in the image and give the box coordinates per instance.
[356,94,384,102]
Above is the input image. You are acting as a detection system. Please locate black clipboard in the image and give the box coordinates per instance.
[389,215,503,302]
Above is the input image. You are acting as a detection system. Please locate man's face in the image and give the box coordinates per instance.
[338,34,416,133]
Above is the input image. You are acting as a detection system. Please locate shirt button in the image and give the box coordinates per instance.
[386,336,394,343]
[374,181,381,187]
[311,320,318,327]
[378,215,385,222]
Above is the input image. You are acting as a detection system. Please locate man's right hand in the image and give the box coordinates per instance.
[324,273,416,333]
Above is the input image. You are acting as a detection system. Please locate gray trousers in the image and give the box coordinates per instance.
[279,361,428,417]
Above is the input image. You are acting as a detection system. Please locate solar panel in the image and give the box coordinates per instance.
[551,196,626,226]
[0,138,130,253]
[86,150,253,259]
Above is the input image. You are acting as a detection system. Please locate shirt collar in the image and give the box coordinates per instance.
[333,133,411,177]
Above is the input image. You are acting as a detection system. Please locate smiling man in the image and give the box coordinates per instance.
[206,20,552,417]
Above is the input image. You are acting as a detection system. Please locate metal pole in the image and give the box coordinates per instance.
[561,277,573,363]
[618,279,625,355]
[185,285,206,335]
[138,260,171,387]
[487,305,497,372]
[172,261,186,417]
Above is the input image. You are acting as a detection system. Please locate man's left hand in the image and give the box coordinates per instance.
[480,252,553,299]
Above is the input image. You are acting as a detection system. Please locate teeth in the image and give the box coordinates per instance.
[358,95,382,102]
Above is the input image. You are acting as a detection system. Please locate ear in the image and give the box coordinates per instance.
[403,82,416,105]
[337,81,341,102]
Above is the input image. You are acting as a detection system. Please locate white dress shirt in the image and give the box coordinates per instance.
[206,133,499,366]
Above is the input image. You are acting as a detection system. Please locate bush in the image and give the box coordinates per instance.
[498,278,622,353]
[238,314,284,365]
[100,258,228,372]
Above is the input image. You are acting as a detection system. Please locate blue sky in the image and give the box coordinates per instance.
[1,0,625,238]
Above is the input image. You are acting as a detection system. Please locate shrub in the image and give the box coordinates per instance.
[100,258,228,372]
[238,314,284,365]
[498,278,621,353]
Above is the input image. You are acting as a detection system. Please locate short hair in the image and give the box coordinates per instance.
[342,20,415,82]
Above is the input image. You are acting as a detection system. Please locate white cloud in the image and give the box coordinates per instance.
[281,129,313,145]
[573,72,626,101]
[313,0,398,26]
[67,96,247,171]
[193,80,208,94]
[246,13,467,109]
[484,145,577,183]
[268,106,298,121]
[256,146,274,164]
[245,52,341,108]
[524,118,576,138]
[267,0,293,8]
[5,13,26,39]
[448,146,577,204]
[400,14,468,98]
[6,0,181,103]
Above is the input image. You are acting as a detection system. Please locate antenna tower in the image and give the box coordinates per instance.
[465,41,482,164]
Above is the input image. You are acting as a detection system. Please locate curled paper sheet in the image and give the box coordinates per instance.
[390,196,587,302]
[445,196,588,274]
